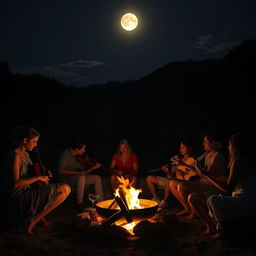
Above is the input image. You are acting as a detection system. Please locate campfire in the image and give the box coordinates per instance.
[95,176,158,234]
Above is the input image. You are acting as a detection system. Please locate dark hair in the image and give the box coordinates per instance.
[180,139,193,151]
[203,130,223,150]
[70,136,86,150]
[10,126,40,149]
[229,132,251,159]
[204,130,222,143]
[178,139,194,158]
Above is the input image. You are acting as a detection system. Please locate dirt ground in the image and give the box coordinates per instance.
[1,197,256,256]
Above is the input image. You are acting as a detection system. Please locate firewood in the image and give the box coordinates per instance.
[118,188,129,209]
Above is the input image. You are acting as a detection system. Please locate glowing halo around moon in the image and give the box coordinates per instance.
[120,13,138,31]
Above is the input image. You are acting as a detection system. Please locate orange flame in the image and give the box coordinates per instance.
[114,176,142,209]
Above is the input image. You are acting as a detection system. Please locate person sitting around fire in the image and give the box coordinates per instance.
[109,139,138,191]
[146,139,196,209]
[170,131,227,227]
[58,136,104,211]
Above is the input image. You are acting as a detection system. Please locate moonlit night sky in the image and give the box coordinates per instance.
[1,0,256,87]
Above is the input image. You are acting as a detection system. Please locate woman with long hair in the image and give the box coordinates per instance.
[201,132,256,238]
[146,139,196,209]
[6,126,70,234]
[170,131,227,228]
[109,139,138,191]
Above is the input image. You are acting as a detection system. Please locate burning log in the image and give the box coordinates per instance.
[102,196,133,227]
[118,188,129,209]
[115,196,133,223]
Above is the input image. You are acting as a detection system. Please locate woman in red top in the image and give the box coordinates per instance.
[110,139,138,191]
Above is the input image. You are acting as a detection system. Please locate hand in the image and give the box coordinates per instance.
[161,164,169,173]
[93,163,102,170]
[38,176,49,184]
[47,170,53,178]
[171,157,183,166]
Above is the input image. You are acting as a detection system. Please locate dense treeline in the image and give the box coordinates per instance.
[0,40,255,175]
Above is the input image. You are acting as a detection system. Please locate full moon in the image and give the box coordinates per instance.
[120,13,138,31]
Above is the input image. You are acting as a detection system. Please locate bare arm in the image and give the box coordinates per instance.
[132,161,138,173]
[196,159,240,194]
[12,153,49,189]
[109,159,120,174]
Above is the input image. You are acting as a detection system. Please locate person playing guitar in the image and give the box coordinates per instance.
[146,139,196,209]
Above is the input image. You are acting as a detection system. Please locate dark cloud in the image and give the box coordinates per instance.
[206,41,241,54]
[193,34,241,55]
[59,60,105,69]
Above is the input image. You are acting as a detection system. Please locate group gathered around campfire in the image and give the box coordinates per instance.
[1,126,256,239]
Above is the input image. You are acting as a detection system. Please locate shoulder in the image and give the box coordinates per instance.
[13,151,22,160]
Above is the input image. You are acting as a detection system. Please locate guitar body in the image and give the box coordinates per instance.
[175,167,197,181]
[174,156,197,181]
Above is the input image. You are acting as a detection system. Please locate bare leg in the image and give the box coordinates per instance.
[188,192,216,233]
[176,182,201,216]
[146,176,159,198]
[169,180,190,215]
[27,184,71,234]
[39,217,53,228]
[162,179,171,201]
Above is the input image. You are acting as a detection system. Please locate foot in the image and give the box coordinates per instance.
[27,217,40,234]
[203,224,216,235]
[211,230,223,239]
[40,218,53,228]
[158,200,169,209]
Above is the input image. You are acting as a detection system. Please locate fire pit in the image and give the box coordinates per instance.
[95,176,159,235]
[95,198,158,221]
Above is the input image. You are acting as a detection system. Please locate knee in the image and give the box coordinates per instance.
[188,193,197,205]
[58,183,71,196]
[207,194,219,208]
[169,180,175,189]
[77,175,86,183]
[147,175,156,185]
[146,176,152,183]
[177,183,184,193]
